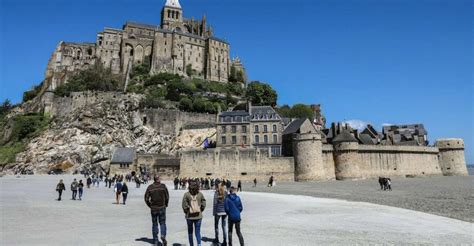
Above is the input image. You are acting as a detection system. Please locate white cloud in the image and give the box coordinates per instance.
[343,119,370,131]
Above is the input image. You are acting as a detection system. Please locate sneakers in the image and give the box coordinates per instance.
[161,237,167,246]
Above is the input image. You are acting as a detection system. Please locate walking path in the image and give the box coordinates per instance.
[1,175,472,245]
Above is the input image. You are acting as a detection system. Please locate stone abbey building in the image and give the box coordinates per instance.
[44,0,244,91]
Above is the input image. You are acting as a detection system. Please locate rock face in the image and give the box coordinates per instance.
[4,93,215,174]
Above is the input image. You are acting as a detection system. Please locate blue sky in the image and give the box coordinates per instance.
[1,0,472,163]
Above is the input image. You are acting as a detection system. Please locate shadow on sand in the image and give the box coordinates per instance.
[135,237,184,246]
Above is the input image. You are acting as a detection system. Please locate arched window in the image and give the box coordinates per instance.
[264,135,268,143]
[176,12,180,19]
[273,135,278,143]
[168,10,171,18]
[87,48,93,56]
[255,135,260,143]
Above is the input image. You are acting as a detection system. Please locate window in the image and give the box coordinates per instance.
[273,124,277,132]
[243,136,247,144]
[264,135,268,143]
[232,136,237,144]
[221,136,226,144]
[273,134,278,143]
[255,135,259,143]
[254,125,259,133]
[242,125,247,133]
[231,126,237,133]
[264,125,268,133]
[221,125,226,133]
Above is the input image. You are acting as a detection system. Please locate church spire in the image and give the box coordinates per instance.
[165,0,181,9]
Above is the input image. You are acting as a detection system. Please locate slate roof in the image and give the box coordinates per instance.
[359,134,376,145]
[250,106,281,121]
[111,147,136,164]
[283,118,314,135]
[220,110,249,117]
[332,131,358,143]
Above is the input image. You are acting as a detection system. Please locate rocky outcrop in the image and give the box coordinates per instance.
[3,93,215,174]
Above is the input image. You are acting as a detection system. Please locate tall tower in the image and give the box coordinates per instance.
[161,0,183,30]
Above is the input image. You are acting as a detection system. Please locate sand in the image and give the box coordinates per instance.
[0,175,472,245]
[249,175,474,222]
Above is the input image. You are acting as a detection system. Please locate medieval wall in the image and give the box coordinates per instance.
[144,108,216,135]
[180,147,295,181]
[327,144,443,180]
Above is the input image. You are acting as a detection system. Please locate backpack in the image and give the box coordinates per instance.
[189,194,201,216]
[116,183,123,191]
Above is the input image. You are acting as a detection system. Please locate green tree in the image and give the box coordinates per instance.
[23,82,44,102]
[192,97,207,113]
[55,63,123,96]
[275,104,291,117]
[0,99,12,116]
[289,104,314,119]
[245,81,277,106]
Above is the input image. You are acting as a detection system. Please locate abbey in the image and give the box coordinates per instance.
[44,0,243,91]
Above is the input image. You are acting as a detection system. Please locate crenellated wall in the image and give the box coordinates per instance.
[180,147,295,182]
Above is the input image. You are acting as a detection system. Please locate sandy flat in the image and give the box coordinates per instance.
[0,175,472,245]
[249,175,474,222]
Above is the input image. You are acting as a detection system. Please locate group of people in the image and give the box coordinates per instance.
[55,178,84,201]
[147,175,245,246]
[173,177,243,193]
[378,177,392,191]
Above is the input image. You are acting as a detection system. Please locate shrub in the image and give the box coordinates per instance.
[179,97,193,111]
[55,63,123,97]
[23,82,44,102]
[246,81,277,106]
[145,73,181,87]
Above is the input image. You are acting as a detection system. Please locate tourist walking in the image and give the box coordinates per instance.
[174,177,179,190]
[213,183,228,245]
[182,181,206,246]
[225,179,232,192]
[78,180,84,200]
[71,179,78,200]
[387,178,392,191]
[56,179,66,201]
[253,178,257,188]
[225,187,244,246]
[114,180,123,204]
[86,176,92,188]
[237,180,242,192]
[122,182,129,205]
[144,175,169,246]
[268,176,274,187]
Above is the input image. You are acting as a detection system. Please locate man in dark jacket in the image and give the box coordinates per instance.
[144,175,169,246]
[225,187,244,246]
[56,179,66,201]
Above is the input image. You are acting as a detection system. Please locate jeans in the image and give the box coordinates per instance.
[57,190,62,200]
[122,193,128,204]
[78,188,83,200]
[186,219,202,246]
[151,208,167,241]
[214,215,228,243]
[228,220,244,246]
[72,190,77,200]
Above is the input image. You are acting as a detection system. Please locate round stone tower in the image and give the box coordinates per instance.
[333,131,362,180]
[435,138,468,176]
[292,132,324,181]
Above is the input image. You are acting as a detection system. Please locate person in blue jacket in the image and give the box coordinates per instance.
[224,187,244,246]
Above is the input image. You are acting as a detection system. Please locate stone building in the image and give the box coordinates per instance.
[43,0,246,91]
[109,147,136,175]
[216,103,284,156]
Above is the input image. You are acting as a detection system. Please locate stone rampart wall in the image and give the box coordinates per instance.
[180,147,294,182]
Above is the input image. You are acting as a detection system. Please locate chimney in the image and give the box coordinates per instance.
[247,100,252,114]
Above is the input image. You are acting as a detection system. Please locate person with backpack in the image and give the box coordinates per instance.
[114,180,123,204]
[78,180,84,200]
[56,179,66,201]
[121,182,129,205]
[213,183,228,245]
[70,179,78,200]
[182,181,206,246]
[144,175,169,246]
[225,187,244,246]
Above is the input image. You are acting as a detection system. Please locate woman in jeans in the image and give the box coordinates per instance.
[182,181,206,246]
[213,183,228,245]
